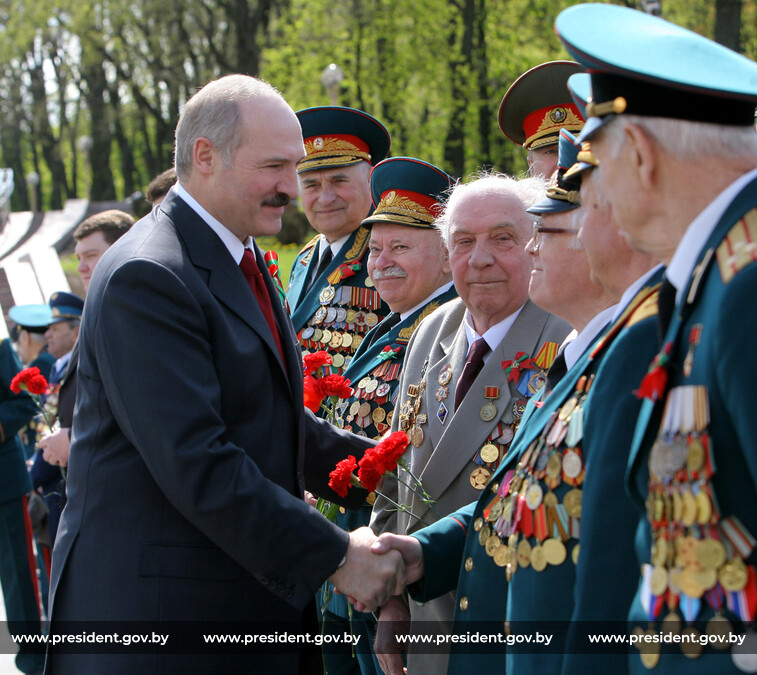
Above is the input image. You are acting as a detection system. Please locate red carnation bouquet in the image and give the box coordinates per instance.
[327,430,435,525]
[302,351,353,419]
[10,367,56,430]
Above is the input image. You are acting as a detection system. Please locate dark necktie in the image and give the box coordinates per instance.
[454,337,490,410]
[544,350,568,396]
[240,248,287,369]
[363,312,401,348]
[657,276,676,344]
[304,243,333,296]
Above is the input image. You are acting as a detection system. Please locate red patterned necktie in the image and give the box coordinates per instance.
[454,337,491,410]
[239,248,287,369]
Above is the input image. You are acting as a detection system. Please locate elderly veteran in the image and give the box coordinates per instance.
[368,129,660,675]
[319,157,457,675]
[557,4,757,671]
[498,60,585,178]
[370,171,570,675]
[287,106,390,375]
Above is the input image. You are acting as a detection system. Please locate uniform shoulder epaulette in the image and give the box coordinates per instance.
[397,301,441,344]
[716,209,757,284]
[626,289,659,328]
[342,226,370,262]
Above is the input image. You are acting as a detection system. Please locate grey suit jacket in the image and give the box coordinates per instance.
[370,297,570,674]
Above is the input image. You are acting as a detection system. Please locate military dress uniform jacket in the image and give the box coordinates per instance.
[371,297,569,675]
[407,278,662,675]
[626,174,757,673]
[287,228,389,374]
[46,191,372,675]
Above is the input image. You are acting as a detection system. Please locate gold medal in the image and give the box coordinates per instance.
[530,544,547,572]
[525,483,544,510]
[473,517,484,532]
[341,332,354,349]
[691,567,718,591]
[543,538,567,566]
[719,557,748,592]
[411,427,424,447]
[331,353,345,368]
[661,611,681,636]
[545,453,562,478]
[695,490,712,525]
[571,543,580,565]
[349,401,361,417]
[364,312,379,327]
[494,545,510,568]
[329,332,343,349]
[543,491,559,507]
[696,537,726,570]
[678,567,705,598]
[364,379,379,394]
[650,565,669,596]
[680,489,698,527]
[345,309,358,324]
[563,488,582,518]
[312,328,323,342]
[438,364,453,386]
[372,407,387,425]
[639,629,661,669]
[480,443,499,464]
[358,402,371,418]
[470,467,491,490]
[517,539,532,568]
[478,521,490,546]
[485,535,501,556]
[687,437,705,473]
[486,499,504,522]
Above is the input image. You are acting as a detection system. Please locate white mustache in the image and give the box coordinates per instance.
[372,266,407,280]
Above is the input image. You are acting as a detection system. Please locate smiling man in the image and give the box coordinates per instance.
[371,172,570,675]
[287,107,391,376]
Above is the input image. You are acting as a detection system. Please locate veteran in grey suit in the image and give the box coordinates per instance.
[370,173,570,675]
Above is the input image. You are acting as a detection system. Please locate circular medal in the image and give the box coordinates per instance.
[530,545,547,572]
[474,517,484,532]
[687,437,705,473]
[692,568,718,591]
[517,539,532,568]
[478,522,490,546]
[480,402,498,422]
[661,611,681,636]
[312,328,323,342]
[331,353,345,368]
[470,467,491,490]
[329,332,343,349]
[486,499,504,522]
[320,330,332,344]
[357,377,371,390]
[364,276,374,288]
[352,335,364,350]
[680,489,698,526]
[349,401,361,416]
[386,410,393,426]
[364,312,379,327]
[335,307,348,323]
[525,483,544,510]
[494,545,510,568]
[697,537,726,570]
[639,630,661,669]
[562,450,582,479]
[319,285,336,304]
[341,333,354,349]
[364,379,379,394]
[358,402,371,418]
[480,443,499,464]
[563,488,583,518]
[543,538,567,566]
[546,452,562,478]
[498,427,514,445]
[314,307,328,324]
[571,543,580,565]
[325,307,338,323]
[345,309,358,324]
[543,491,559,507]
[650,565,669,596]
[412,427,424,447]
[375,383,391,398]
[485,535,501,556]
[372,407,386,424]
[301,326,315,340]
[719,557,749,592]
[678,567,705,598]
[695,490,712,525]
[354,311,366,326]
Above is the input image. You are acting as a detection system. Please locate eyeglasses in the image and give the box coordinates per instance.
[531,221,579,252]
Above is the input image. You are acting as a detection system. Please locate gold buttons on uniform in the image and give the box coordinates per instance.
[465,557,473,572]
[459,596,469,611]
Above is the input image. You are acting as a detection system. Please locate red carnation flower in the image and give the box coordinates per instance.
[329,455,358,498]
[357,455,384,493]
[10,367,48,396]
[303,350,332,376]
[356,431,410,491]
[316,374,353,399]
[303,375,325,413]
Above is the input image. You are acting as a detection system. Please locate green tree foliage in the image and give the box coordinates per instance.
[0,0,755,212]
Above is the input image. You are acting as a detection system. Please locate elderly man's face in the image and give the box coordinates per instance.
[206,95,305,240]
[44,321,78,359]
[526,209,592,320]
[447,191,533,334]
[299,162,373,243]
[367,223,451,314]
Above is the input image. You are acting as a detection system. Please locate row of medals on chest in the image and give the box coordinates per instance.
[639,384,747,666]
[339,377,395,433]
[474,375,593,580]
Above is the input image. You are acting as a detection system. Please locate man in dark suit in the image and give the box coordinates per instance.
[46,74,405,674]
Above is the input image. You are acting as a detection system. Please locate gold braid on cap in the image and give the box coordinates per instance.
[584,96,627,119]
[371,191,436,226]
[546,185,580,204]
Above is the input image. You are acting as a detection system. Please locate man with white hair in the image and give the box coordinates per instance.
[371,171,570,675]
[556,4,757,671]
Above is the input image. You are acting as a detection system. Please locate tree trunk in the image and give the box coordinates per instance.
[714,0,742,52]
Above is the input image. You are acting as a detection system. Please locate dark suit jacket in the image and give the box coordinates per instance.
[48,191,371,673]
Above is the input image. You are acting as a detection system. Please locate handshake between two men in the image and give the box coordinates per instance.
[328,526,423,613]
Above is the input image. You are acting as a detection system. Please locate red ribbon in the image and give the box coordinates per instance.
[501,352,538,383]
[634,341,672,401]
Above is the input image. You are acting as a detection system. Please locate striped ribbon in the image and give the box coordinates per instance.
[264,250,289,311]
